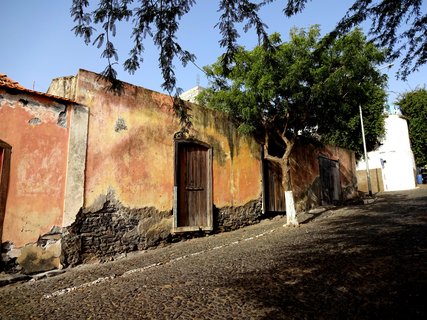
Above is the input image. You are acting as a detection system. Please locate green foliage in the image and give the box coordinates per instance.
[198,27,387,157]
[396,88,427,165]
[284,0,426,80]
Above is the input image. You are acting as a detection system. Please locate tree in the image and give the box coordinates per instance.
[284,0,426,80]
[71,0,425,93]
[197,27,387,224]
[396,88,427,166]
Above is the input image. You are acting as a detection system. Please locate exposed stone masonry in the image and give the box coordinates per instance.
[215,199,263,231]
[2,189,265,272]
[62,194,173,267]
[61,192,264,267]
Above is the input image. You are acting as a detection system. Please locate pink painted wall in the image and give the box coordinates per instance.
[0,88,72,246]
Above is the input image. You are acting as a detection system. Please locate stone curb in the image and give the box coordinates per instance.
[0,273,31,287]
[0,269,66,287]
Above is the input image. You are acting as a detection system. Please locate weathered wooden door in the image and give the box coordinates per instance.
[174,141,212,232]
[262,159,286,213]
[0,141,11,243]
[319,157,341,205]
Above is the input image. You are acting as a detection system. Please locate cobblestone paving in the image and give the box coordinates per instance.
[1,188,426,319]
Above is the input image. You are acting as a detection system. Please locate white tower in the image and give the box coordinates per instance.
[357,113,416,191]
[380,114,416,191]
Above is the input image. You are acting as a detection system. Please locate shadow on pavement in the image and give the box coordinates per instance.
[222,191,427,319]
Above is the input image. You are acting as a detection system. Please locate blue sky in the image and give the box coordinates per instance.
[0,1,425,106]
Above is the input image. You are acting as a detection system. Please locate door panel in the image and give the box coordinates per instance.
[175,141,212,232]
[0,141,11,243]
[263,159,286,213]
[319,157,341,205]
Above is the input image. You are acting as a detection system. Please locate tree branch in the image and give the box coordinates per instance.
[263,131,282,164]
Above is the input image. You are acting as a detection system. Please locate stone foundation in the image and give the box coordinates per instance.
[2,195,265,272]
[215,199,263,231]
[62,195,264,267]
[62,193,173,267]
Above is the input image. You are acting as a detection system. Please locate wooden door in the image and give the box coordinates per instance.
[174,141,212,232]
[319,157,341,205]
[0,141,11,243]
[262,159,286,213]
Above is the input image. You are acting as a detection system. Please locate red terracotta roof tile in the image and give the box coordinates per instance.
[0,73,26,90]
[0,73,79,105]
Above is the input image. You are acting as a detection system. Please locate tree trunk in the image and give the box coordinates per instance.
[263,133,298,226]
[280,139,299,226]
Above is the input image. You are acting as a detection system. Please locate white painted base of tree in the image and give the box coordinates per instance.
[284,191,299,226]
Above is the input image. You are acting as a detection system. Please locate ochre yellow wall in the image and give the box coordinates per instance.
[357,168,384,193]
[74,70,262,212]
[0,90,71,246]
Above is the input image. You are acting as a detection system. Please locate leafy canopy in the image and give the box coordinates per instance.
[198,27,387,158]
[284,0,426,80]
[71,0,425,93]
[396,88,427,166]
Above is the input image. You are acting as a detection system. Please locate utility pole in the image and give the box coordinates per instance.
[359,63,393,197]
[359,104,373,196]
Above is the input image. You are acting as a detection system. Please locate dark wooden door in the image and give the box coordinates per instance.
[263,159,286,213]
[319,157,341,205]
[0,141,11,243]
[174,141,212,232]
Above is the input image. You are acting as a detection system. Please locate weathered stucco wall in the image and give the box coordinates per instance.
[46,70,359,266]
[60,70,262,213]
[48,70,263,264]
[0,90,70,247]
[190,105,261,208]
[63,106,89,226]
[0,87,88,273]
[1,70,358,272]
[291,141,358,211]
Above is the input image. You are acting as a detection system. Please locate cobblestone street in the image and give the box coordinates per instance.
[1,187,426,319]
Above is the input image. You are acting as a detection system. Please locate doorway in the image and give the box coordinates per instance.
[262,159,286,213]
[319,156,341,205]
[0,140,11,243]
[174,140,213,232]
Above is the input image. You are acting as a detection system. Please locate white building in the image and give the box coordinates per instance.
[357,113,416,192]
[179,85,204,103]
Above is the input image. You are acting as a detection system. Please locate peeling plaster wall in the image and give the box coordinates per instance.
[0,88,88,273]
[46,70,358,267]
[0,90,71,247]
[46,70,263,265]
[47,76,77,101]
[0,71,359,272]
[190,104,261,208]
[48,70,359,266]
[50,69,262,214]
[63,106,89,227]
[290,142,358,211]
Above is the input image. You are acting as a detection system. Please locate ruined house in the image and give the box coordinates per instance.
[0,70,358,274]
[0,73,87,273]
